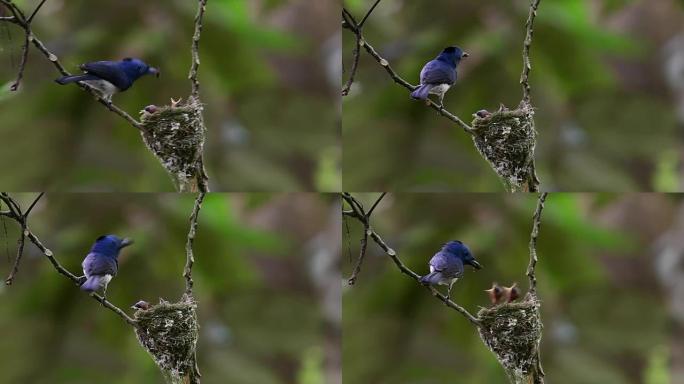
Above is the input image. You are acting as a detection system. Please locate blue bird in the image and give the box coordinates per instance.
[56,58,159,102]
[420,240,481,301]
[80,235,133,300]
[410,46,468,108]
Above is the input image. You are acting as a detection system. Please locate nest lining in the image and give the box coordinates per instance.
[471,104,536,191]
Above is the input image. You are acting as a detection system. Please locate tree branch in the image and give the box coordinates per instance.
[341,9,361,96]
[27,0,48,23]
[184,192,205,298]
[526,192,547,296]
[520,0,542,105]
[2,192,42,285]
[189,0,207,100]
[341,0,381,96]
[342,192,480,326]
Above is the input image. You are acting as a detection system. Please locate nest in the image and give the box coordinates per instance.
[140,97,205,191]
[471,103,537,192]
[134,299,199,382]
[477,297,542,381]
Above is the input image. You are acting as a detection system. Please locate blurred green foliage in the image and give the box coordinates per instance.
[342,0,683,191]
[0,193,339,383]
[342,193,674,383]
[0,0,340,191]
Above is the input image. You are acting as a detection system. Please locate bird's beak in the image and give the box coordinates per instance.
[470,260,482,270]
[119,238,134,249]
[462,52,469,58]
[150,67,160,78]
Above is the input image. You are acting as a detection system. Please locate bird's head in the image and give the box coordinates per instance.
[443,240,481,269]
[91,234,133,257]
[121,58,160,80]
[438,46,469,66]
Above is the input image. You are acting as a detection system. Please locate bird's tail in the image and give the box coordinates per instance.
[420,272,441,286]
[410,84,433,100]
[80,276,102,292]
[55,74,93,85]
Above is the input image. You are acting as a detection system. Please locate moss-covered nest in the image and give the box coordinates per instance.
[471,103,537,191]
[134,299,199,382]
[140,97,205,190]
[477,298,542,380]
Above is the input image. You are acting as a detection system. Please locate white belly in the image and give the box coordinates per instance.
[99,274,113,288]
[82,79,118,99]
[429,84,451,96]
[438,277,458,286]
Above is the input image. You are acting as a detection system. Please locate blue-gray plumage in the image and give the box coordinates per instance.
[420,240,481,300]
[410,46,468,108]
[80,235,133,300]
[55,58,159,102]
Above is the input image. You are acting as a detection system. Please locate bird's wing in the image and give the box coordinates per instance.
[429,251,464,278]
[420,60,456,86]
[82,252,118,277]
[80,61,132,90]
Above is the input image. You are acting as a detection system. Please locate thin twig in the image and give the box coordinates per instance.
[342,193,480,326]
[344,192,384,285]
[5,223,25,285]
[184,192,205,297]
[189,0,207,100]
[3,192,42,285]
[526,192,547,296]
[10,30,29,91]
[358,0,382,29]
[24,192,44,217]
[520,0,542,105]
[186,0,210,194]
[27,0,48,23]
[366,192,386,217]
[341,10,361,96]
[341,1,381,96]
